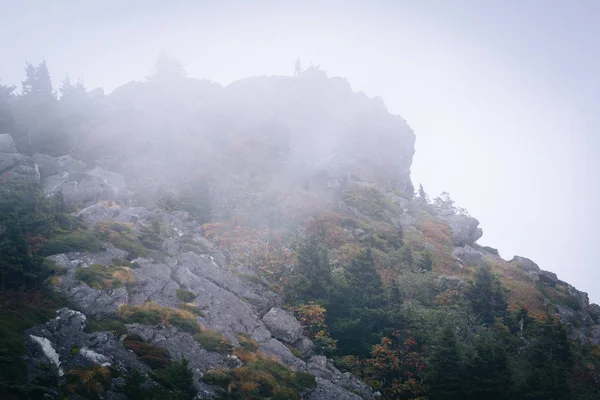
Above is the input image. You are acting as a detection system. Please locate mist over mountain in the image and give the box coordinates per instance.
[1,59,600,399]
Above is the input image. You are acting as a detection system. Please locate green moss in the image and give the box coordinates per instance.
[123,335,171,369]
[84,317,127,336]
[40,231,104,256]
[70,346,80,356]
[176,289,196,303]
[193,330,232,354]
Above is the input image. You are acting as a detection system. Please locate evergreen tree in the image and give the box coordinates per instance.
[428,324,464,400]
[345,248,383,309]
[467,266,507,325]
[288,235,332,303]
[464,332,511,400]
[0,79,16,133]
[14,61,67,155]
[418,184,429,204]
[520,320,573,400]
[150,358,197,399]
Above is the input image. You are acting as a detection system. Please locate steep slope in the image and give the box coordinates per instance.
[1,67,600,399]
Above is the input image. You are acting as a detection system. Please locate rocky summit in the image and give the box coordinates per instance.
[1,60,600,400]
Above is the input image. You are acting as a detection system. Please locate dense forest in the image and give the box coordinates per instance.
[1,59,600,399]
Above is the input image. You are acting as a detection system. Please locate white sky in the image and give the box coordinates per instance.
[2,0,599,301]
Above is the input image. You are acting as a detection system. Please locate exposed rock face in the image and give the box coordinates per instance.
[439,213,483,246]
[539,270,559,286]
[0,152,40,183]
[511,256,541,279]
[0,133,17,153]
[30,160,369,398]
[26,308,146,398]
[42,165,129,206]
[307,356,375,400]
[453,245,484,265]
[262,307,303,344]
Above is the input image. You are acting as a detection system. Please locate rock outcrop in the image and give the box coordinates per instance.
[262,307,304,344]
[440,213,483,246]
[24,156,372,399]
[0,135,40,183]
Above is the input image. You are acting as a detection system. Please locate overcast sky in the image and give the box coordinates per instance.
[2,0,599,301]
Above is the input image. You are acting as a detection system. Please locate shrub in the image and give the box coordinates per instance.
[84,317,127,336]
[94,221,148,260]
[138,217,162,250]
[193,329,232,354]
[119,306,162,325]
[292,370,317,389]
[75,264,135,290]
[123,334,170,369]
[64,364,117,400]
[237,333,259,352]
[150,358,197,399]
[203,356,315,399]
[176,289,196,303]
[176,303,204,317]
[168,315,200,334]
[40,231,104,256]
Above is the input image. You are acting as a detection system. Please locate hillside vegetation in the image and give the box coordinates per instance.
[1,58,599,399]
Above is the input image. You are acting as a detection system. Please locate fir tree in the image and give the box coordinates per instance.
[429,324,464,400]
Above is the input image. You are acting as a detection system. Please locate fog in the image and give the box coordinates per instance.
[2,0,599,301]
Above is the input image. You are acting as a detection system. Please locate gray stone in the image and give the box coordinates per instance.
[307,378,363,400]
[587,304,600,322]
[539,270,558,286]
[439,213,483,246]
[262,307,303,344]
[589,325,600,345]
[26,308,145,385]
[511,256,541,279]
[42,166,129,206]
[0,133,17,153]
[0,152,40,183]
[453,245,483,265]
[307,356,375,399]
[294,336,314,358]
[76,203,122,227]
[126,323,226,377]
[260,338,306,370]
